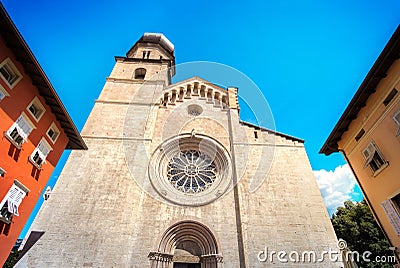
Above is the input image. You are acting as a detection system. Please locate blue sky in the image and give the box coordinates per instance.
[2,0,399,237]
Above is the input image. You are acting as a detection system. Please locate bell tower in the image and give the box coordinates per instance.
[113,32,175,83]
[81,32,175,144]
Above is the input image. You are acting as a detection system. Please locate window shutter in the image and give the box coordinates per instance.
[8,115,33,142]
[368,142,376,153]
[394,111,400,125]
[393,111,400,136]
[6,125,16,136]
[38,141,50,157]
[362,148,370,159]
[15,115,24,126]
[362,143,375,159]
[381,199,400,236]
[363,142,377,168]
[16,116,33,139]
[6,184,26,216]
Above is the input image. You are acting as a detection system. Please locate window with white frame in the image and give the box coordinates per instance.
[381,196,400,236]
[393,109,400,136]
[0,58,22,89]
[27,96,46,122]
[0,84,10,101]
[362,141,387,173]
[29,139,52,168]
[46,122,60,143]
[6,113,35,147]
[0,181,29,224]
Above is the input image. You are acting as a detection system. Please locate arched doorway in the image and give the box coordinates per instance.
[148,220,223,268]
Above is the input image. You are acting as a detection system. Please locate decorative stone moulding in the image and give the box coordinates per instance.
[159,79,230,109]
[148,133,232,206]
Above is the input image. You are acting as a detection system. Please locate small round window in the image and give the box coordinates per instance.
[187,104,203,116]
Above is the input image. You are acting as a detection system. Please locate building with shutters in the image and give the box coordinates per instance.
[0,3,86,265]
[20,33,339,267]
[321,25,400,260]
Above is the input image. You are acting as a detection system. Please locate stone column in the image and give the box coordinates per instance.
[148,252,173,268]
[201,254,224,268]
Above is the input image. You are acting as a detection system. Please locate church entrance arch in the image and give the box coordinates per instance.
[148,220,223,268]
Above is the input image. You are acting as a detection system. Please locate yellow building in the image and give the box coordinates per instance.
[321,25,400,256]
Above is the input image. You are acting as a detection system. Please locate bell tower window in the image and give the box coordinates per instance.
[135,68,146,80]
[141,51,151,59]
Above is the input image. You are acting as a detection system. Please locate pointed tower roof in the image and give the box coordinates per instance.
[126,33,175,58]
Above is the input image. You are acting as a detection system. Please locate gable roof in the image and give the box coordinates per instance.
[0,3,86,150]
[320,25,400,156]
[126,32,175,58]
[240,121,304,143]
[165,76,227,92]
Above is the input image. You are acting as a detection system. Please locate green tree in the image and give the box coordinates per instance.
[332,199,396,268]
[3,250,20,268]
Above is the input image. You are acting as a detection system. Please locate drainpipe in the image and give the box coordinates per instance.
[339,149,400,263]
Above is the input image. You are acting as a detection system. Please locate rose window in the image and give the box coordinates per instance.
[148,134,232,206]
[167,150,217,194]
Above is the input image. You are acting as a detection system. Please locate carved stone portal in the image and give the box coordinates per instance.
[149,221,223,268]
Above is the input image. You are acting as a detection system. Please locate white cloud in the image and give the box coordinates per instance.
[313,164,360,216]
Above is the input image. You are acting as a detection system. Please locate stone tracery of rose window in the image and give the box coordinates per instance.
[167,150,217,194]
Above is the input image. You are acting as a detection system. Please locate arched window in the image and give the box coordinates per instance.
[134,68,146,80]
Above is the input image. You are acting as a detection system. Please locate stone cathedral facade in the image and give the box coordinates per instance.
[20,33,339,267]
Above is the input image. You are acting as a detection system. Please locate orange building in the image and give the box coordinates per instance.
[321,25,400,259]
[0,3,86,265]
